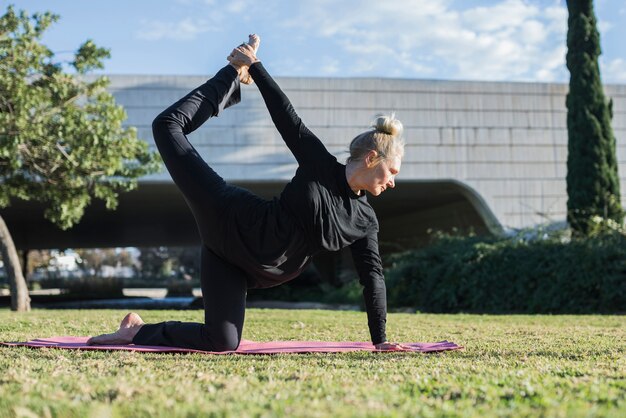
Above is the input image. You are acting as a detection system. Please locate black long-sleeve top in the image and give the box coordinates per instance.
[245,62,387,344]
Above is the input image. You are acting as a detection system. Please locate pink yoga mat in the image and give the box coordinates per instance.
[1,336,463,354]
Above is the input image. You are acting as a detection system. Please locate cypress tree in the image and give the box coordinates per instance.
[565,0,623,235]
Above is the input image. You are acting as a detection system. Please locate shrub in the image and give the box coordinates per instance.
[385,231,626,313]
[62,277,124,298]
[165,278,194,297]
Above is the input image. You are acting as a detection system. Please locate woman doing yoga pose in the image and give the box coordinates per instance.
[88,35,410,351]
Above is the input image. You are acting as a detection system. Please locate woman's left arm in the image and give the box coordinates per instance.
[248,62,334,167]
[228,44,333,167]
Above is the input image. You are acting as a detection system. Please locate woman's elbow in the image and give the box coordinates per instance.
[152,112,180,137]
[152,112,169,131]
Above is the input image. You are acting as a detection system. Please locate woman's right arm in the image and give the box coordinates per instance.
[349,232,387,346]
[248,62,334,166]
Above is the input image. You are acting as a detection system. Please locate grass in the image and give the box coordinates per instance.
[0,309,624,418]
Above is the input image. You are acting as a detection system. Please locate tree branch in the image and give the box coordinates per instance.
[56,142,78,167]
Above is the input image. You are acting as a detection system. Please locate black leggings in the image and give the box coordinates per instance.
[132,65,249,352]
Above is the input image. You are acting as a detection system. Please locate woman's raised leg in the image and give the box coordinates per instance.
[151,64,240,213]
[152,34,260,212]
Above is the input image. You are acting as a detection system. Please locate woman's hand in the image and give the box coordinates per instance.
[374,341,414,351]
[227,44,259,68]
[226,34,260,85]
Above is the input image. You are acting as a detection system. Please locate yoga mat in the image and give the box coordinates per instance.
[1,336,463,355]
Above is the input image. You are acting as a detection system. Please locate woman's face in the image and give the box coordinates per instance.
[364,155,401,196]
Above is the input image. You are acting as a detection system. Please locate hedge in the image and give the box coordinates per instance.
[384,231,626,313]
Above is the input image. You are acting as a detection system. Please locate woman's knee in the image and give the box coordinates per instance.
[202,324,241,352]
[212,338,240,352]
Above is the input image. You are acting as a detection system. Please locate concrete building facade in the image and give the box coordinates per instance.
[113,73,626,228]
[4,73,625,251]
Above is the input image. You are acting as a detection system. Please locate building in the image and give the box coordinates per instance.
[4,74,625,253]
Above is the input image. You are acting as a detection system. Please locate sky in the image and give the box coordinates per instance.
[8,0,626,83]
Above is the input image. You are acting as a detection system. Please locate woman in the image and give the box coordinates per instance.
[88,35,409,351]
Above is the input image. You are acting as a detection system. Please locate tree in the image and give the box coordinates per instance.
[565,0,623,235]
[137,247,172,279]
[137,247,200,280]
[25,249,52,278]
[0,6,161,311]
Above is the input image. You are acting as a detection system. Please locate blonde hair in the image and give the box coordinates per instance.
[346,114,405,165]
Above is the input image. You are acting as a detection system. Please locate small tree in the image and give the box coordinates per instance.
[565,0,623,235]
[137,247,200,280]
[0,6,161,311]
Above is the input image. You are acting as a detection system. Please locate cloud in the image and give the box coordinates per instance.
[601,58,626,83]
[597,20,613,35]
[136,0,257,41]
[319,56,340,75]
[534,45,567,81]
[462,0,539,32]
[271,57,312,76]
[136,18,217,41]
[226,0,248,13]
[175,0,215,5]
[131,0,588,82]
[284,0,570,81]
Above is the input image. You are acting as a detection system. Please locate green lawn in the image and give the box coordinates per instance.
[0,309,624,417]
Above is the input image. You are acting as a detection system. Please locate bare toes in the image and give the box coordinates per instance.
[121,312,144,329]
[248,34,260,52]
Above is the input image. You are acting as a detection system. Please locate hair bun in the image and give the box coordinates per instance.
[373,114,403,138]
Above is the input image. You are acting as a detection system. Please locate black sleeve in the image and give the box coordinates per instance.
[248,62,335,167]
[350,232,387,345]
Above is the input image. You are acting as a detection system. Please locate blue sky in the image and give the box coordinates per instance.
[9,0,626,83]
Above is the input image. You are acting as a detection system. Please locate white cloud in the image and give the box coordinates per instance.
[462,0,539,32]
[319,56,340,75]
[137,0,257,42]
[282,0,570,81]
[136,18,217,41]
[271,57,311,76]
[521,20,548,44]
[601,58,626,83]
[534,45,567,81]
[175,0,215,4]
[598,20,613,35]
[226,0,249,13]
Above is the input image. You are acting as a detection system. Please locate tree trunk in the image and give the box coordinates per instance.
[21,249,31,284]
[0,214,31,311]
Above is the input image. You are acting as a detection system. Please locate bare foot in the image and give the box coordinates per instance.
[87,313,145,345]
[239,33,261,85]
[248,33,261,53]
